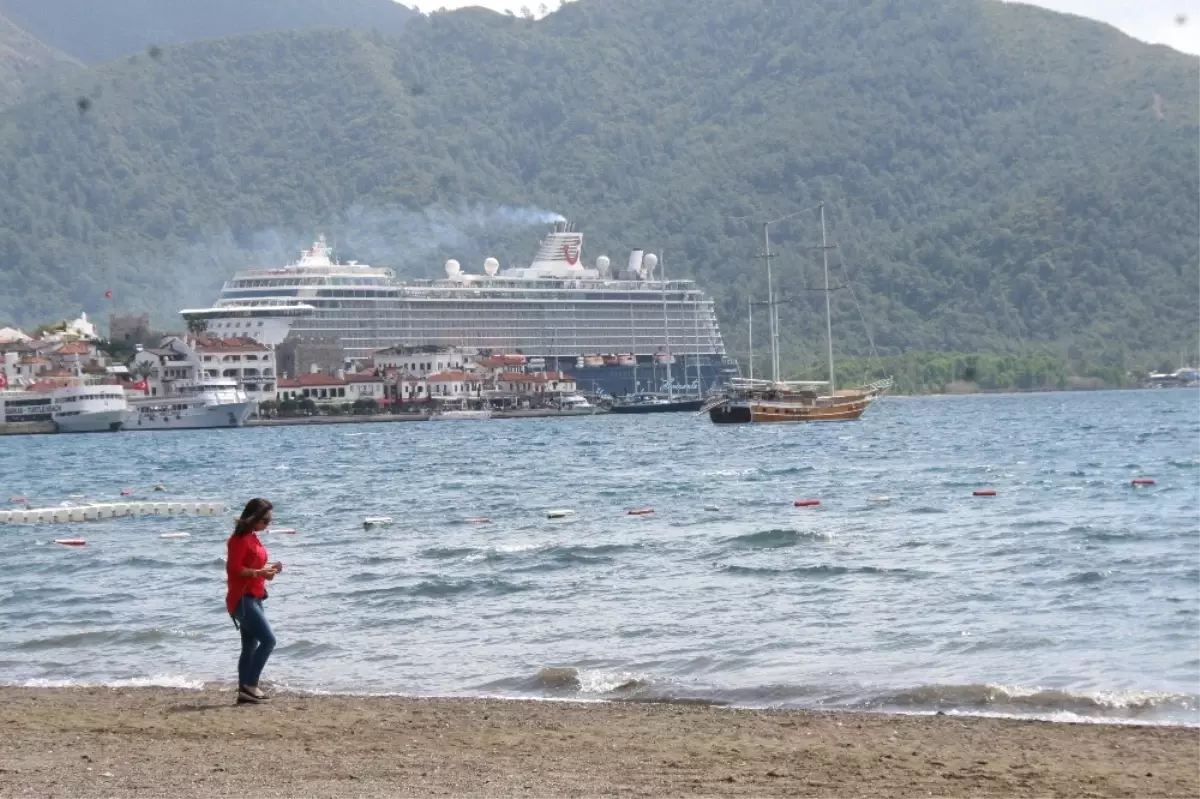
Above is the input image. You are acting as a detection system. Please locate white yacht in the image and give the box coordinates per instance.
[125,378,254,430]
[0,383,127,433]
[181,223,740,396]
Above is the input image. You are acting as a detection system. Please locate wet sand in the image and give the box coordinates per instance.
[0,687,1195,798]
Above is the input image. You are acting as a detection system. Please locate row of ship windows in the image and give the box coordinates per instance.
[221,290,714,304]
[230,278,386,289]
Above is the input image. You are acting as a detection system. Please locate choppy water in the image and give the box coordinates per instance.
[1,389,1197,725]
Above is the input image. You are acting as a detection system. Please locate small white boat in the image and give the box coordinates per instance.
[431,399,492,421]
[558,395,593,411]
[363,516,394,529]
[546,508,576,519]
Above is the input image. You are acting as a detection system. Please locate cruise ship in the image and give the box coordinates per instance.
[181,222,738,395]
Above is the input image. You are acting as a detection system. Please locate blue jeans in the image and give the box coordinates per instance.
[234,595,276,688]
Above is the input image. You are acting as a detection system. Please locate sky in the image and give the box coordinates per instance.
[404,0,1200,54]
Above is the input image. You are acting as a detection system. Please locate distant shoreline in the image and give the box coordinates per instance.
[0,686,1194,798]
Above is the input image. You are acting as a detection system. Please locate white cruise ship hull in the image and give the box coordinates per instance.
[55,409,126,433]
[125,401,254,431]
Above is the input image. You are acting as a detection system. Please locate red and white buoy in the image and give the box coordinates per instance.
[1131,478,1155,487]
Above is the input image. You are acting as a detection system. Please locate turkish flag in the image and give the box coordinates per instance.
[105,290,113,299]
[0,372,7,389]
[133,379,148,392]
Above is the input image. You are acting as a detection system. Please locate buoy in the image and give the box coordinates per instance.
[464,516,491,524]
[973,489,997,497]
[547,509,575,519]
[120,489,135,496]
[628,508,654,516]
[272,527,297,535]
[10,496,26,504]
[704,505,721,512]
[1131,478,1155,487]
[160,532,190,539]
[54,539,87,547]
[794,499,821,507]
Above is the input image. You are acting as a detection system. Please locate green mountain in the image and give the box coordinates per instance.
[0,12,79,109]
[0,0,413,64]
[0,0,1195,373]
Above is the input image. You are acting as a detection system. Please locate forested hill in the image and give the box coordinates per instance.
[0,12,79,109]
[0,0,1195,369]
[0,0,414,64]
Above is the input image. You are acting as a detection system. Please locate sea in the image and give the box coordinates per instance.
[1,389,1197,726]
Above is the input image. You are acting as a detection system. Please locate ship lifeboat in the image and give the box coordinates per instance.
[616,354,636,366]
[583,355,604,368]
[654,353,676,365]
[602,354,619,366]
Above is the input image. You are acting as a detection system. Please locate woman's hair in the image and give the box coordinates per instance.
[233,497,273,536]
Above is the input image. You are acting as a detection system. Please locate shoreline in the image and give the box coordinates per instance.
[0,687,1195,798]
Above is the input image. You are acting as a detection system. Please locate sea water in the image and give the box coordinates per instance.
[0,389,1196,725]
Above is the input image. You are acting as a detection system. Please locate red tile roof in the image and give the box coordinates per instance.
[427,371,477,383]
[343,372,383,383]
[194,335,269,353]
[54,342,94,356]
[278,374,347,388]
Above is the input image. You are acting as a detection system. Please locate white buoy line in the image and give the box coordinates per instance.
[0,501,226,525]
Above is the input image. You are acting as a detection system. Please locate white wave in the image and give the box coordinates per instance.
[14,674,207,690]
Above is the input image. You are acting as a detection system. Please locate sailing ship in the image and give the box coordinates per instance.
[699,203,891,424]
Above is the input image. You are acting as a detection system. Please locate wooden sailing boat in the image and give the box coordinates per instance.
[699,203,892,424]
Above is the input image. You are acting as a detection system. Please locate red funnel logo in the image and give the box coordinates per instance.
[561,235,581,266]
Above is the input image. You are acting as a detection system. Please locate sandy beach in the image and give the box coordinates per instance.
[0,687,1195,798]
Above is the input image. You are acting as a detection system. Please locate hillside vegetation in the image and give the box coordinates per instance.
[0,12,79,109]
[0,0,1195,376]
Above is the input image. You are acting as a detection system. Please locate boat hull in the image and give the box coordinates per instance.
[54,409,126,433]
[126,401,254,430]
[431,410,492,420]
[709,398,871,424]
[613,398,706,414]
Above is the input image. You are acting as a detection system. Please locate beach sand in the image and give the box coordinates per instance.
[0,687,1195,798]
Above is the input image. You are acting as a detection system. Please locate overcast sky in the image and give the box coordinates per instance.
[405,0,1199,54]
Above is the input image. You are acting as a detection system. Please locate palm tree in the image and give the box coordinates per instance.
[185,317,208,337]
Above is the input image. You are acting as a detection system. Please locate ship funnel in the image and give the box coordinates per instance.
[484,257,499,276]
[627,250,644,278]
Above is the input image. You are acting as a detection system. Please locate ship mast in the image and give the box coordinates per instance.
[660,249,674,399]
[760,224,779,382]
[819,203,836,393]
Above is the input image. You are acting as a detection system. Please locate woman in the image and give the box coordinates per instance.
[225,497,283,705]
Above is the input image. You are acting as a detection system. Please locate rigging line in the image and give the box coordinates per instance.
[836,251,883,368]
